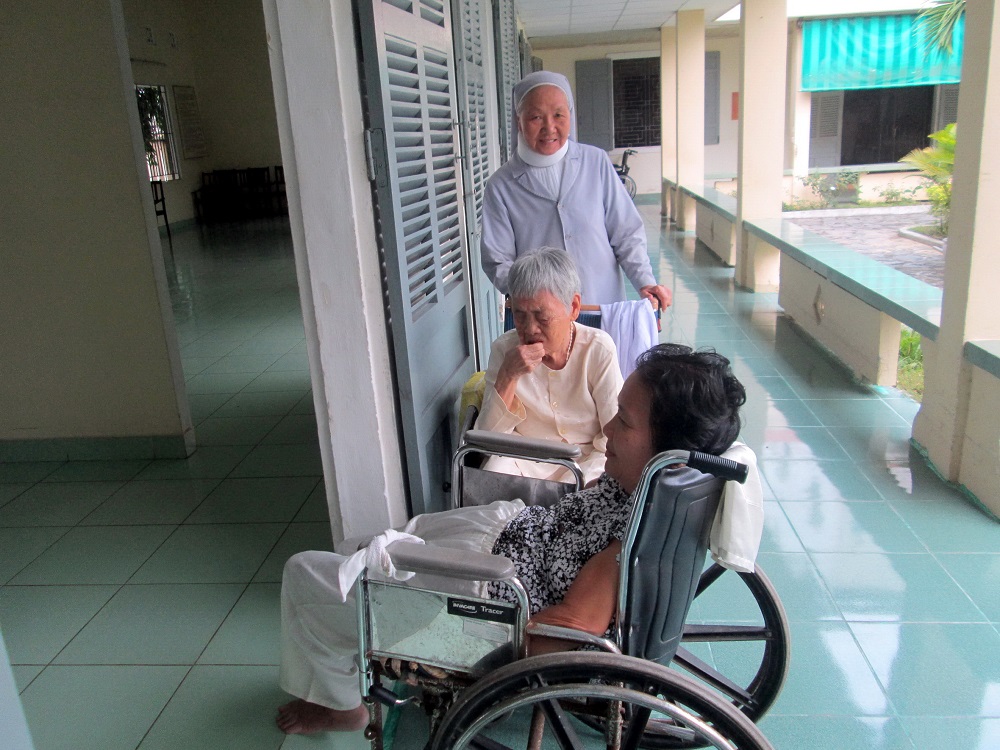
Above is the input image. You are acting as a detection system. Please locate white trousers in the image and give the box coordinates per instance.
[279,499,525,710]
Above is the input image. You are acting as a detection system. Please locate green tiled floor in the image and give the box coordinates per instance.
[1,213,998,750]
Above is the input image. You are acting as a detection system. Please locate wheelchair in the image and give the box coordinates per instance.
[353,429,790,750]
[614,148,638,199]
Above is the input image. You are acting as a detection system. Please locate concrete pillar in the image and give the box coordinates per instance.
[264,0,408,537]
[2,0,192,459]
[913,0,1000,493]
[787,21,811,199]
[675,10,706,231]
[0,630,33,750]
[735,0,787,291]
[660,23,678,220]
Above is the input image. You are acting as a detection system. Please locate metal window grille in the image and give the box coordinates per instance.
[135,84,181,181]
[612,58,661,149]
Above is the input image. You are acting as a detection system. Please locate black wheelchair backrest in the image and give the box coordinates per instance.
[619,464,724,666]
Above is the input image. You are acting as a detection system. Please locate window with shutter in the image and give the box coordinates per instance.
[705,51,721,146]
[576,59,614,150]
[934,84,960,131]
[809,91,843,167]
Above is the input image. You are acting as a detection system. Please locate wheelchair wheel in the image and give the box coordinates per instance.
[622,174,637,199]
[432,651,774,750]
[675,564,789,725]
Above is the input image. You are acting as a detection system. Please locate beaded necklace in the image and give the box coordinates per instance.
[564,323,576,363]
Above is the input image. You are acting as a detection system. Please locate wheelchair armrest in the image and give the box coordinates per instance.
[525,622,621,654]
[386,540,517,582]
[463,429,583,461]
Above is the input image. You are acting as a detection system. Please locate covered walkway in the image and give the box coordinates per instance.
[2,213,997,749]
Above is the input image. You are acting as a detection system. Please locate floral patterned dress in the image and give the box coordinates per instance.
[487,474,632,613]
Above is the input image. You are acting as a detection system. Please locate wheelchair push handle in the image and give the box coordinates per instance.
[686,451,749,484]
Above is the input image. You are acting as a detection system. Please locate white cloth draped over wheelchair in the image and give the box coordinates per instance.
[598,300,658,378]
[280,500,525,710]
[709,442,764,574]
[334,529,424,602]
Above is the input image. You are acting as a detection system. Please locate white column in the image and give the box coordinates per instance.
[787,21,811,198]
[735,0,787,291]
[660,23,678,220]
[264,0,408,537]
[675,10,705,231]
[0,630,33,750]
[913,0,1000,500]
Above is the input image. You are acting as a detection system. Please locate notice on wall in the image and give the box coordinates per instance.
[172,85,209,159]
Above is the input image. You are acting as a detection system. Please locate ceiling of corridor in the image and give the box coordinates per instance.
[518,0,739,39]
[517,0,929,43]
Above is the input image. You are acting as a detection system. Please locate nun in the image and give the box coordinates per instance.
[481,70,671,311]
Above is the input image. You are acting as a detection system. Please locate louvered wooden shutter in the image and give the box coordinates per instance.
[358,0,476,515]
[809,90,843,168]
[454,0,501,365]
[934,84,959,131]
[493,0,519,162]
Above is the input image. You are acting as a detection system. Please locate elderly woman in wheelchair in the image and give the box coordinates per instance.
[477,246,622,485]
[275,341,784,749]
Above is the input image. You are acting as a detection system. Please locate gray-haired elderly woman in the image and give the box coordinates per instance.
[477,247,623,485]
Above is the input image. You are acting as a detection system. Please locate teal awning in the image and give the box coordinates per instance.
[802,14,963,92]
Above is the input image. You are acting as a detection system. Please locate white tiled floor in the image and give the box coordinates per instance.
[2,212,998,749]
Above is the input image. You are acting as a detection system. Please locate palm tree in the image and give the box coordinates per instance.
[906,1,965,235]
[918,0,965,55]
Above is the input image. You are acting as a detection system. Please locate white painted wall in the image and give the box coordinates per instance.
[185,0,283,169]
[536,41,663,193]
[705,33,740,178]
[535,31,744,190]
[121,0,282,222]
[122,0,207,223]
[1,0,190,445]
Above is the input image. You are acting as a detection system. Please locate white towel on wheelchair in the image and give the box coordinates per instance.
[599,300,658,378]
[709,442,764,574]
[335,529,424,601]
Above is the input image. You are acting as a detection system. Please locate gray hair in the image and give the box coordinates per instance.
[507,247,581,309]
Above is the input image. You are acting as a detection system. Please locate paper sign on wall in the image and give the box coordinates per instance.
[172,85,209,159]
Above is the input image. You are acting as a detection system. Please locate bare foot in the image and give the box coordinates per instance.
[275,699,369,735]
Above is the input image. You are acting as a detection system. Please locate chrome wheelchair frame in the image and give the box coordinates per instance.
[353,439,789,750]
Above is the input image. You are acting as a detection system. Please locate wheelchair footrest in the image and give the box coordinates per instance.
[370,683,409,707]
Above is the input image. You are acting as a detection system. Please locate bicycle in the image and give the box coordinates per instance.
[614,148,638,199]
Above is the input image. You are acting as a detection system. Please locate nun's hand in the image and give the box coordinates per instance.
[640,284,672,311]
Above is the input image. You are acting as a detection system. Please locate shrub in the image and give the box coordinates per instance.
[876,182,921,205]
[925,181,952,234]
[897,327,924,400]
[900,123,955,234]
[801,170,863,208]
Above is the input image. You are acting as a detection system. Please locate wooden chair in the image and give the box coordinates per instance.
[151,180,172,246]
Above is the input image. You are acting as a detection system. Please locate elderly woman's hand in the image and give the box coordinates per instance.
[504,343,545,376]
[494,343,545,409]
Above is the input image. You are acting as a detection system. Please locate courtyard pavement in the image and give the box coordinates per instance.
[786,209,945,289]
